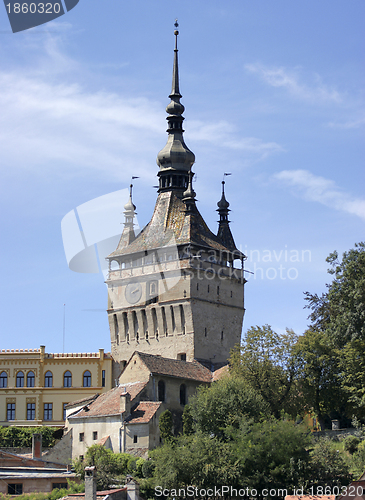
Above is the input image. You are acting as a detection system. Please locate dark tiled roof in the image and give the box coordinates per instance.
[125,402,161,424]
[69,382,148,419]
[136,352,212,383]
[65,394,99,409]
[109,191,234,259]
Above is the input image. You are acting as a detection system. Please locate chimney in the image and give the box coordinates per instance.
[32,433,42,459]
[120,391,131,415]
[85,466,97,500]
[126,477,140,500]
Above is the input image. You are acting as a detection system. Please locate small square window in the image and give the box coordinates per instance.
[133,435,138,443]
[79,432,84,442]
[8,484,23,495]
[93,431,98,440]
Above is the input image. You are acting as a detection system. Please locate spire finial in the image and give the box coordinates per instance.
[123,183,136,226]
[156,22,195,191]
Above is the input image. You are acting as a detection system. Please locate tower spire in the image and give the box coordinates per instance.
[157,21,195,193]
[170,20,181,99]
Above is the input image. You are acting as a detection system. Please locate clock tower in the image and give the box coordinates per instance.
[106,26,246,377]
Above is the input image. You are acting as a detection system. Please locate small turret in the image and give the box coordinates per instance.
[114,184,137,251]
[216,180,238,253]
[182,170,196,212]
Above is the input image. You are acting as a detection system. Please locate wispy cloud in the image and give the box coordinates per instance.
[273,169,365,220]
[245,63,342,104]
[0,69,165,181]
[327,116,365,129]
[188,120,284,162]
[0,34,285,183]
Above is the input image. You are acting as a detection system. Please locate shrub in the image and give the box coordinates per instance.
[343,435,361,454]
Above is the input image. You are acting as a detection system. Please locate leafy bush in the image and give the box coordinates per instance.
[135,457,145,477]
[73,444,138,490]
[0,426,58,448]
[343,435,362,454]
[141,459,155,478]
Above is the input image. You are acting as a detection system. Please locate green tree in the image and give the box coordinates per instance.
[295,329,347,429]
[188,375,269,439]
[159,409,173,442]
[305,242,365,346]
[304,243,365,419]
[73,445,132,490]
[150,433,240,494]
[309,438,351,488]
[232,419,312,494]
[350,440,365,478]
[181,405,194,436]
[230,325,300,418]
[150,420,312,497]
[341,339,365,417]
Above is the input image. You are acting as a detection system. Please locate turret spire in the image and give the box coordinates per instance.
[217,180,238,252]
[157,21,195,193]
[182,169,196,211]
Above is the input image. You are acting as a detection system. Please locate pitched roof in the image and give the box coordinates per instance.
[136,351,212,383]
[97,436,110,446]
[109,191,234,259]
[212,364,229,381]
[125,402,161,424]
[69,382,148,419]
[65,394,99,409]
[64,487,127,500]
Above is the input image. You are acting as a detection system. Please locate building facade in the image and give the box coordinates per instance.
[0,346,113,427]
[66,351,218,458]
[106,26,246,379]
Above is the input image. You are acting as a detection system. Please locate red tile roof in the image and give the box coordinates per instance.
[65,487,127,499]
[135,352,212,382]
[97,436,110,446]
[125,402,161,424]
[212,364,229,381]
[69,382,148,419]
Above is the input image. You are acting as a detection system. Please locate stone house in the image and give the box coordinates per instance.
[66,351,223,458]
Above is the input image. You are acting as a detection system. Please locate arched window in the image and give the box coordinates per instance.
[16,371,24,388]
[83,371,91,387]
[158,380,165,402]
[63,371,72,387]
[180,384,186,406]
[0,371,7,388]
[44,371,53,387]
[27,371,35,387]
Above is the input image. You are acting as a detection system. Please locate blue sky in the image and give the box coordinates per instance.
[0,1,364,353]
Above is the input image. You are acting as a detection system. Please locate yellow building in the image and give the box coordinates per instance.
[0,345,113,427]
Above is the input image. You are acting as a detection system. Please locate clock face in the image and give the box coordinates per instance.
[125,282,142,304]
